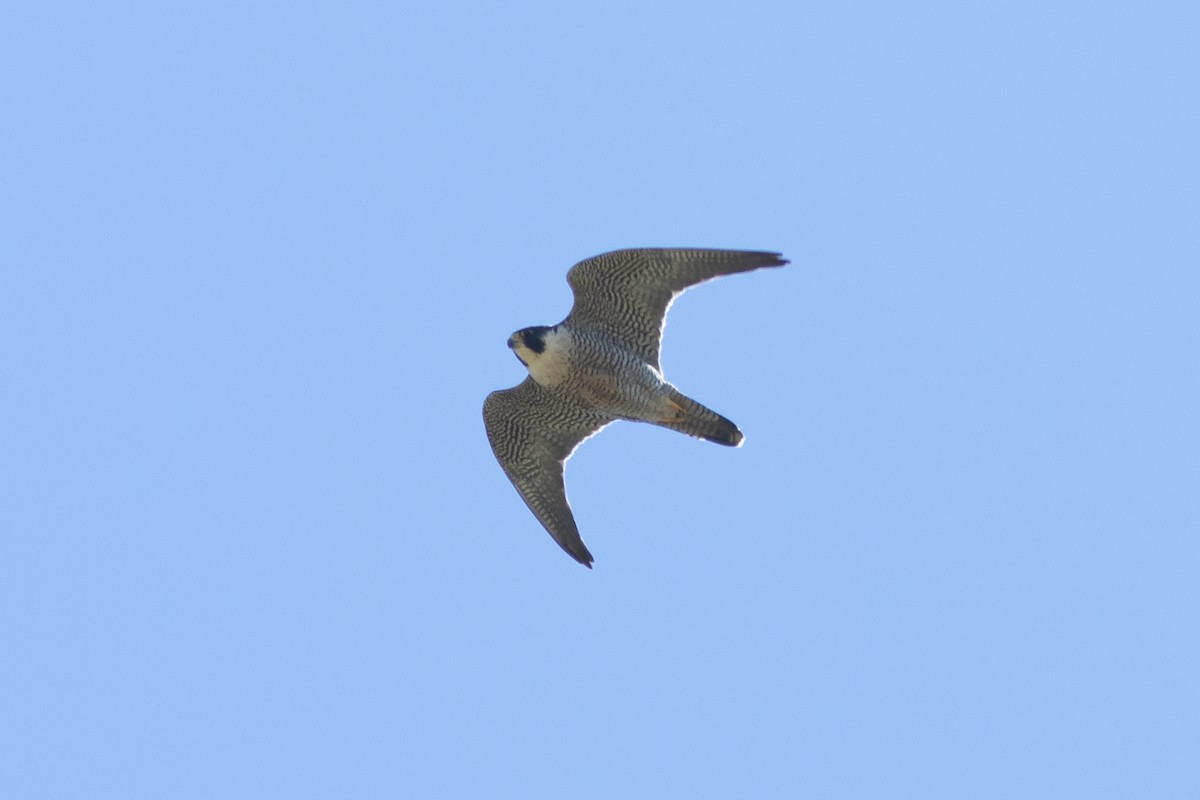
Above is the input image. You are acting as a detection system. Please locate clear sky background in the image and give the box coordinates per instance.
[3,2,1197,798]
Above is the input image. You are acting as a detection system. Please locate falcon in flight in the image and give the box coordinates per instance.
[483,248,788,567]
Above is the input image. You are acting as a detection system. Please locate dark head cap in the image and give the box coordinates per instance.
[517,326,551,354]
[507,325,552,366]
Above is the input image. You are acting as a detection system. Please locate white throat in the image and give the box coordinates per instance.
[521,328,572,387]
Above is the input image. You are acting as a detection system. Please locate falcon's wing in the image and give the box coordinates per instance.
[565,248,788,369]
[483,377,614,567]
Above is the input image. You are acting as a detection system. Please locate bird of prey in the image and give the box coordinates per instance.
[483,248,788,567]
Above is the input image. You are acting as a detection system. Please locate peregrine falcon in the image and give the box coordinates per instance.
[483,248,788,567]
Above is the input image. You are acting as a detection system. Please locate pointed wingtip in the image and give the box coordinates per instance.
[569,544,595,569]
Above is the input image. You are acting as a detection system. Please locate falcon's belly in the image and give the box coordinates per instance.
[570,338,672,420]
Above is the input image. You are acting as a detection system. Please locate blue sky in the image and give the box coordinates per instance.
[3,1,1197,797]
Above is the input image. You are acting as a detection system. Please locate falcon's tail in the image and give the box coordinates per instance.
[657,388,744,447]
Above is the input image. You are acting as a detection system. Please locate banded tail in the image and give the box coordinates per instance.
[657,388,744,447]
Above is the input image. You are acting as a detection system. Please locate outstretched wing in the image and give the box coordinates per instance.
[483,377,614,567]
[565,248,788,369]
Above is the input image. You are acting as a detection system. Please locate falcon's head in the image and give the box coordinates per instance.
[507,326,552,367]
